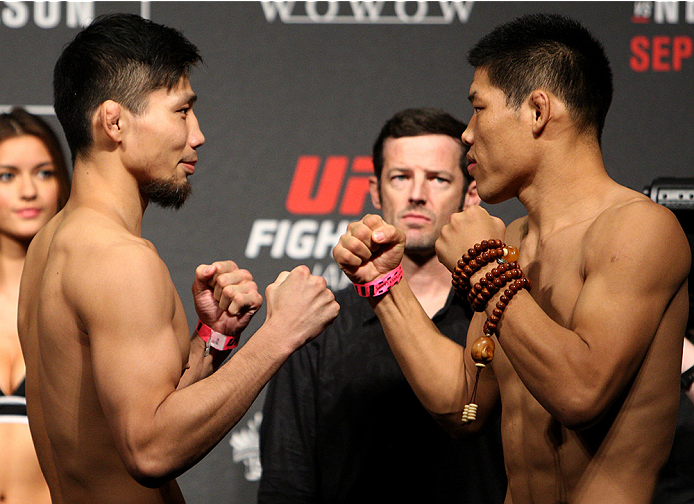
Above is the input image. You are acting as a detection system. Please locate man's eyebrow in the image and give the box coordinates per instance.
[177,92,197,106]
[467,91,476,103]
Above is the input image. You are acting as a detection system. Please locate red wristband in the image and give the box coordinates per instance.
[353,265,404,297]
[196,320,239,355]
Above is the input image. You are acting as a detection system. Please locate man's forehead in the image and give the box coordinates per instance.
[383,133,462,155]
[149,77,196,102]
[383,134,461,152]
[468,68,491,100]
[381,136,463,175]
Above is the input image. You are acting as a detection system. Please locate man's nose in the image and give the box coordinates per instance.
[409,175,427,204]
[189,110,205,149]
[462,122,473,147]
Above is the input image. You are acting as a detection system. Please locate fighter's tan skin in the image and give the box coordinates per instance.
[333,67,690,504]
[18,77,339,504]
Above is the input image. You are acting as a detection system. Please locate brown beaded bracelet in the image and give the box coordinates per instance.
[482,276,531,338]
[452,239,517,298]
[452,240,530,338]
[468,261,523,311]
[452,240,531,425]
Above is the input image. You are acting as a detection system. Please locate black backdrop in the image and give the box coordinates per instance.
[1,2,692,502]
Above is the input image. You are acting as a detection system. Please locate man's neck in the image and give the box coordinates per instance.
[518,137,614,238]
[70,155,147,236]
[401,252,453,318]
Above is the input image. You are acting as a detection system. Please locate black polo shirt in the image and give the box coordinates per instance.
[259,286,507,504]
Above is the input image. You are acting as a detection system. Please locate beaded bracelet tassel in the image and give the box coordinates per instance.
[452,240,531,424]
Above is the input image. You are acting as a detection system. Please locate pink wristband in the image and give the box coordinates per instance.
[353,265,404,297]
[196,320,239,355]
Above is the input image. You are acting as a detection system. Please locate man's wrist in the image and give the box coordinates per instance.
[353,265,404,297]
[196,320,239,356]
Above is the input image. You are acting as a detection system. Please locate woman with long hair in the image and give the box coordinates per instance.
[0,108,70,503]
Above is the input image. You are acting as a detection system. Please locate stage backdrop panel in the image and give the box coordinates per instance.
[1,2,692,503]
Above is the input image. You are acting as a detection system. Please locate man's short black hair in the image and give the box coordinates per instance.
[54,13,202,161]
[468,13,613,142]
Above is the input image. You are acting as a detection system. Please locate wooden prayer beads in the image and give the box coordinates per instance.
[482,277,531,338]
[470,335,495,364]
[452,240,530,425]
[451,240,519,298]
[468,261,524,311]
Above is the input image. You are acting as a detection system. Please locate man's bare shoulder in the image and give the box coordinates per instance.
[47,208,171,310]
[590,186,686,242]
[52,207,155,256]
[586,186,690,282]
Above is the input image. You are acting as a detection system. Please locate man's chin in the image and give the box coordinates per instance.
[404,228,436,245]
[141,179,192,210]
[404,236,437,257]
[404,246,437,263]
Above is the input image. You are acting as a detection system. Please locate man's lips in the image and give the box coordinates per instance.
[467,154,477,173]
[180,159,197,174]
[400,212,432,224]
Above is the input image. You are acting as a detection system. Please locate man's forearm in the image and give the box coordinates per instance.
[121,321,295,487]
[369,279,469,416]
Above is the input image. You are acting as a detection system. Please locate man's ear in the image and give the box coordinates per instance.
[462,180,482,210]
[97,100,123,143]
[529,89,551,137]
[369,175,382,210]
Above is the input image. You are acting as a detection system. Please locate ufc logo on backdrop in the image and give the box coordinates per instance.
[245,155,372,291]
[285,156,373,215]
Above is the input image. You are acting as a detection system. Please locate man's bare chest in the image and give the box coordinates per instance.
[518,240,586,329]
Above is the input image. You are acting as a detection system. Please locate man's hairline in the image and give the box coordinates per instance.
[75,74,197,161]
[471,63,599,135]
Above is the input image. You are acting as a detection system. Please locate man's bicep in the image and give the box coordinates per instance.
[75,247,184,444]
[572,268,660,377]
[571,207,690,392]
